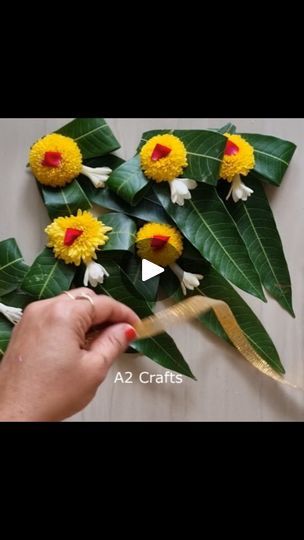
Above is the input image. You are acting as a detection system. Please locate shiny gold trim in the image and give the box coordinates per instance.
[134,296,296,387]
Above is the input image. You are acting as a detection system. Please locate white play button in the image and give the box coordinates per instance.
[142,258,164,282]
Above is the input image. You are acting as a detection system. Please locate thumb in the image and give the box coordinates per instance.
[88,323,137,378]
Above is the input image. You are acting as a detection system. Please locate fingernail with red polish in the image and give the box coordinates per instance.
[125,327,137,342]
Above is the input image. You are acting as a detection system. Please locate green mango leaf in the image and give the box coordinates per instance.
[134,334,196,378]
[83,153,124,170]
[182,239,204,261]
[218,122,236,134]
[99,213,136,252]
[0,238,29,296]
[0,316,12,357]
[22,248,75,299]
[139,129,227,185]
[125,254,160,308]
[240,133,296,186]
[0,290,35,357]
[56,118,120,160]
[107,155,150,205]
[220,175,294,316]
[160,261,284,374]
[0,289,35,308]
[155,183,265,301]
[86,184,171,224]
[209,123,236,134]
[93,260,195,378]
[81,154,170,223]
[41,180,92,219]
[81,153,125,204]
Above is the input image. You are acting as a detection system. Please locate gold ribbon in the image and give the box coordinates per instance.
[134,295,297,388]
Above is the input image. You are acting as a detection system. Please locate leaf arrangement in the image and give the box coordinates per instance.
[0,119,297,381]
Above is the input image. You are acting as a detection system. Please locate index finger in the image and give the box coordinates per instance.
[92,295,140,327]
[62,290,140,328]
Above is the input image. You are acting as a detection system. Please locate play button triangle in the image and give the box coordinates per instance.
[142,258,164,282]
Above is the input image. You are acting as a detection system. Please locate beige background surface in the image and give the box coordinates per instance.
[0,118,303,421]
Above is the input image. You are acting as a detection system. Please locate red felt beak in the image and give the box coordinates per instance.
[150,235,170,250]
[151,144,172,161]
[64,228,83,246]
[224,140,239,156]
[42,151,62,167]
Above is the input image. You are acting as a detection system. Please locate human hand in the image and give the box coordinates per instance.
[0,288,139,421]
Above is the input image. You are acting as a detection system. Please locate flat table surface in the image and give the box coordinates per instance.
[1,118,303,421]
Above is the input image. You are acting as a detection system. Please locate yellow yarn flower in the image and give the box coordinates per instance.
[220,133,255,182]
[136,223,183,266]
[29,133,82,187]
[45,210,112,265]
[140,134,188,182]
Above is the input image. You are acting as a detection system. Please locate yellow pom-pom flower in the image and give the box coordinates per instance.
[140,134,188,182]
[45,210,112,266]
[220,133,255,182]
[136,222,183,267]
[29,133,83,187]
